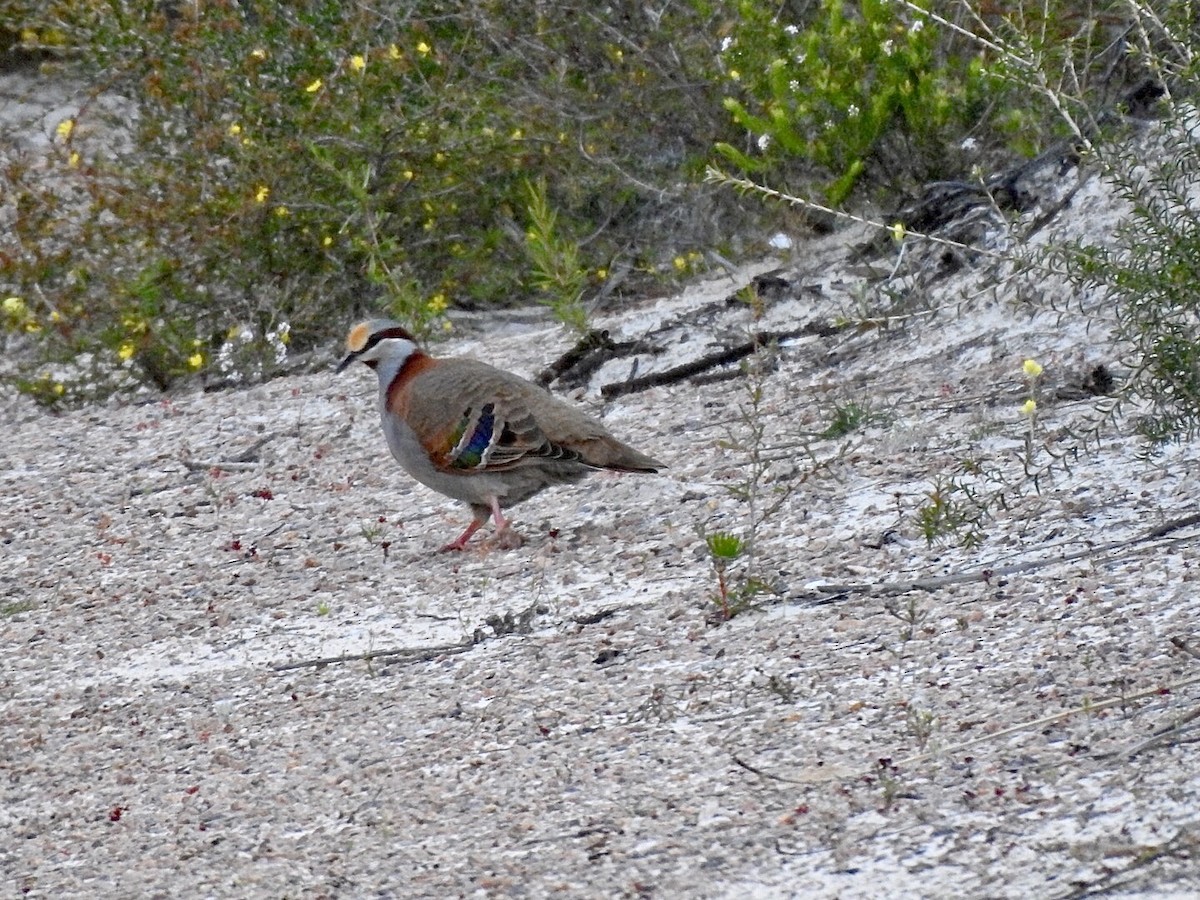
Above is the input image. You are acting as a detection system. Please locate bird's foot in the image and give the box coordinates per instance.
[491,525,525,551]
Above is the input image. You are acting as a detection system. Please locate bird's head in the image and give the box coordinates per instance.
[335,320,420,373]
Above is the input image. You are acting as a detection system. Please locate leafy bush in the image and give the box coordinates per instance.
[2,0,736,400]
[714,0,1161,203]
[1066,122,1200,449]
[717,0,992,204]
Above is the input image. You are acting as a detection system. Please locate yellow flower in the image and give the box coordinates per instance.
[228,122,242,136]
[255,185,270,203]
[729,69,741,81]
[322,235,333,247]
[118,343,136,361]
[673,256,687,271]
[53,382,65,396]
[49,310,62,323]
[510,128,523,140]
[250,48,268,61]
[596,268,608,280]
[388,44,402,60]
[349,54,366,73]
[1021,399,1037,416]
[402,170,414,180]
[1022,359,1044,379]
[416,41,431,55]
[890,222,906,243]
[305,78,322,93]
[23,320,41,333]
[55,118,74,141]
[20,28,37,44]
[427,293,448,314]
[434,152,446,164]
[274,205,290,217]
[188,353,204,370]
[3,296,26,317]
[68,151,80,168]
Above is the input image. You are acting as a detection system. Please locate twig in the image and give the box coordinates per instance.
[1121,704,1200,759]
[1172,636,1200,661]
[733,672,1200,786]
[600,323,842,399]
[535,329,615,387]
[180,435,274,472]
[1052,829,1197,900]
[273,605,631,671]
[272,639,473,671]
[807,512,1200,598]
[732,754,810,784]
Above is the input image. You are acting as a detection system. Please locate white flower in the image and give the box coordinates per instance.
[847,104,860,118]
[720,36,733,52]
[757,134,771,151]
[788,79,800,92]
[960,137,978,152]
[910,19,924,33]
[267,322,291,364]
[783,25,799,35]
[882,39,895,56]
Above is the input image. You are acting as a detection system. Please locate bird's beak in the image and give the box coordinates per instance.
[334,352,356,374]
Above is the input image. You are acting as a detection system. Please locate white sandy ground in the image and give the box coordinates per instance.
[3,75,1200,899]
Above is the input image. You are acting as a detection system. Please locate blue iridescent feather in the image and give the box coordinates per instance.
[451,404,496,469]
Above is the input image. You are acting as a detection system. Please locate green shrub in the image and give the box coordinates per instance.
[716,0,991,204]
[1066,120,1200,449]
[2,0,737,400]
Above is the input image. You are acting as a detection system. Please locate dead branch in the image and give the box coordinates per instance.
[600,322,842,399]
[806,511,1200,599]
[272,639,473,672]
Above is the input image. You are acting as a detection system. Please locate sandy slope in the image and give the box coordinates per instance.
[2,70,1198,900]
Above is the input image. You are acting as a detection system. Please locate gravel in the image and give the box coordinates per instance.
[3,72,1198,900]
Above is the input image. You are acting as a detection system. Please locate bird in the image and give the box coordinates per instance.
[336,320,665,552]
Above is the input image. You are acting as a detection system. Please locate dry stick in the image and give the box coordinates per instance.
[272,639,474,672]
[1121,704,1200,760]
[272,606,633,671]
[1172,635,1200,661]
[734,672,1200,787]
[535,329,614,387]
[809,511,1200,598]
[180,435,274,472]
[600,323,843,399]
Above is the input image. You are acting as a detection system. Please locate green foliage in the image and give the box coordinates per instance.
[717,0,990,203]
[822,400,885,438]
[916,477,984,547]
[522,179,589,333]
[1064,119,1200,450]
[2,0,736,401]
[706,531,744,562]
[703,528,773,621]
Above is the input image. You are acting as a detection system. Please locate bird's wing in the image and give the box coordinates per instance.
[406,364,587,474]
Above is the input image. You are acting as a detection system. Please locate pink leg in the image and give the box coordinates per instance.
[437,497,522,553]
[438,505,491,553]
[489,497,524,550]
